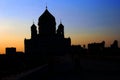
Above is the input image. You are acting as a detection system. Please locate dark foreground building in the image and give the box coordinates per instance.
[24,8,71,55]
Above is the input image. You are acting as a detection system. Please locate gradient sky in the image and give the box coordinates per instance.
[0,0,120,54]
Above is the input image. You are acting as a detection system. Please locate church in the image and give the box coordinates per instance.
[24,7,71,56]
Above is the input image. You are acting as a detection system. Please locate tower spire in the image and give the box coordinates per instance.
[46,6,47,9]
[60,19,62,24]
[46,2,48,9]
[33,19,34,24]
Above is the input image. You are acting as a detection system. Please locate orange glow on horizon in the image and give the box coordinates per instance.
[0,27,120,54]
[0,36,24,54]
[0,36,120,54]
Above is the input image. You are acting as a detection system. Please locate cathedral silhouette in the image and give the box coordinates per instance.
[24,7,71,55]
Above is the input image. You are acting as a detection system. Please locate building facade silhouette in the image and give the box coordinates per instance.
[6,47,16,55]
[24,8,71,55]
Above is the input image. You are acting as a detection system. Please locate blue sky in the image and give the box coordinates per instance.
[0,0,120,53]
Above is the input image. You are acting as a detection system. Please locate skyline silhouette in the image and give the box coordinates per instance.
[0,2,120,80]
[0,6,119,56]
[0,0,120,54]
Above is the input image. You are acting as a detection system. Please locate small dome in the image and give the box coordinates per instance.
[31,23,37,28]
[58,23,64,28]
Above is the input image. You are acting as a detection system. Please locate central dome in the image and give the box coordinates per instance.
[38,9,55,22]
[38,8,56,36]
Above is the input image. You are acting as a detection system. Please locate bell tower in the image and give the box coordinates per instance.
[57,22,64,38]
[31,23,37,39]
